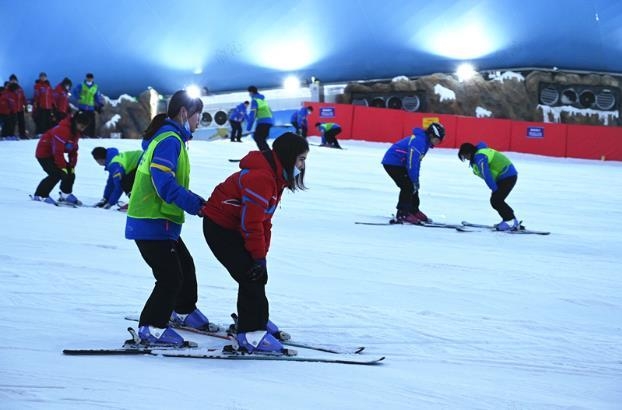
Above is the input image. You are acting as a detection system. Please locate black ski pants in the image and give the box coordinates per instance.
[136,238,198,328]
[203,217,269,333]
[383,164,420,214]
[34,157,75,197]
[230,120,243,141]
[252,123,272,151]
[491,175,517,221]
[324,128,341,147]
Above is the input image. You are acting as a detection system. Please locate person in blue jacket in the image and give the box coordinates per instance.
[91,146,142,210]
[71,73,104,138]
[458,142,519,231]
[229,101,249,142]
[246,86,274,151]
[125,89,214,347]
[382,122,445,224]
[291,106,313,138]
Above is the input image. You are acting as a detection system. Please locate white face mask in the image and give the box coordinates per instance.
[292,166,302,178]
[86,81,93,86]
[183,115,191,132]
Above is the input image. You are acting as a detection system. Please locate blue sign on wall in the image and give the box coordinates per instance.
[319,107,335,118]
[527,126,544,138]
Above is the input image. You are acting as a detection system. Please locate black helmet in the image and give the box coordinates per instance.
[426,122,445,140]
[458,143,477,162]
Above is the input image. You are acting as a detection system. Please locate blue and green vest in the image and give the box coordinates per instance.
[110,150,142,173]
[472,148,512,181]
[127,132,189,224]
[79,83,98,107]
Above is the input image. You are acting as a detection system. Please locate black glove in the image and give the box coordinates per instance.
[247,259,267,282]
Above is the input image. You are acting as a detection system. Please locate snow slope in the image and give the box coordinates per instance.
[0,135,620,410]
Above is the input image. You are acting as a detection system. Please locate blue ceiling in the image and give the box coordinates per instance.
[3,0,622,98]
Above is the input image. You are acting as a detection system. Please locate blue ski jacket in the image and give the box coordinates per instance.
[125,119,204,240]
[470,142,518,192]
[381,127,432,186]
[229,102,248,123]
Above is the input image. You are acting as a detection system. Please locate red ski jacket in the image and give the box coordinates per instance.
[34,80,55,110]
[53,83,70,114]
[0,89,16,115]
[35,117,81,169]
[201,150,287,260]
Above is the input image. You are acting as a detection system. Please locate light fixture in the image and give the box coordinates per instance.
[456,63,476,82]
[185,84,201,98]
[283,75,300,90]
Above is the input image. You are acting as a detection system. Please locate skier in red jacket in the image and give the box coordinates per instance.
[53,77,73,123]
[32,111,91,205]
[201,132,309,354]
[33,72,55,134]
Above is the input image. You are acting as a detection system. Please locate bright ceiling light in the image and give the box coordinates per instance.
[414,8,504,60]
[283,76,300,90]
[185,84,201,98]
[456,63,476,82]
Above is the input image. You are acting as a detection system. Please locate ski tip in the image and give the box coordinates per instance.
[355,346,365,354]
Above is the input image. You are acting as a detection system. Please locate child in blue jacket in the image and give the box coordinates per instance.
[382,122,445,223]
[458,142,519,230]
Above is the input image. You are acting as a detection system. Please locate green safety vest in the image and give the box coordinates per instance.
[127,132,189,224]
[110,150,142,173]
[322,123,337,131]
[472,148,512,181]
[79,83,98,107]
[254,97,272,119]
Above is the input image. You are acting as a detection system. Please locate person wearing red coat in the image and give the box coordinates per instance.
[8,74,27,139]
[33,72,55,134]
[201,132,309,353]
[0,83,18,139]
[32,112,91,204]
[53,77,72,123]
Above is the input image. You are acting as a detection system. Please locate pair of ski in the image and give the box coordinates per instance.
[28,194,81,208]
[355,219,472,232]
[355,219,550,235]
[63,316,384,365]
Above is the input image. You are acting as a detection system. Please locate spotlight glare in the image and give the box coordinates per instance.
[456,63,476,82]
[283,76,300,90]
[186,84,201,98]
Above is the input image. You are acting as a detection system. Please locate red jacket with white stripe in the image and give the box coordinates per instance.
[35,117,81,169]
[201,150,286,260]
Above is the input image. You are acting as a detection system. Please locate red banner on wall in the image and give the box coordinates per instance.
[455,116,513,152]
[567,124,622,161]
[306,102,354,140]
[303,102,622,161]
[350,105,403,142]
[510,121,568,157]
